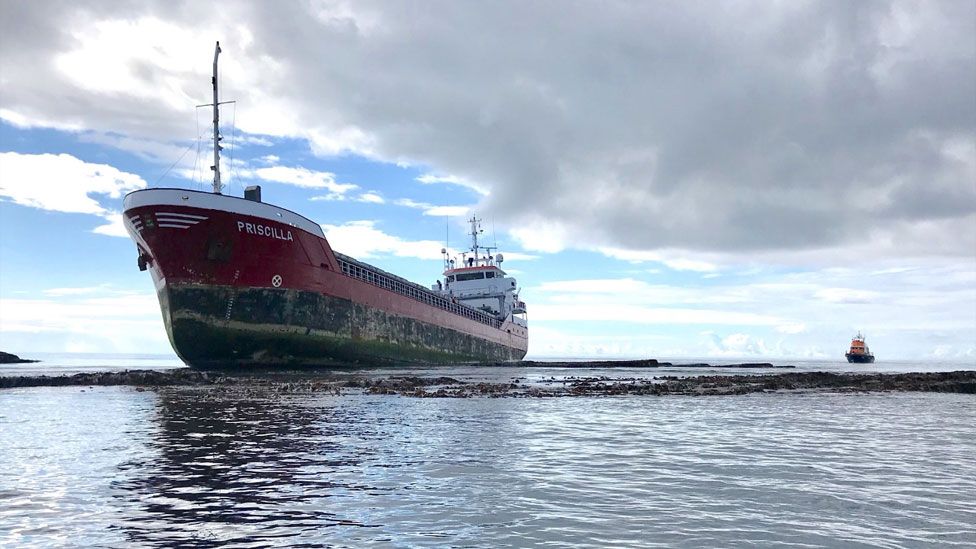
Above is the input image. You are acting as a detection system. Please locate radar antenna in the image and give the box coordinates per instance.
[467,216,497,266]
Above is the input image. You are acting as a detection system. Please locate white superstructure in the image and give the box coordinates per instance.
[431,217,528,327]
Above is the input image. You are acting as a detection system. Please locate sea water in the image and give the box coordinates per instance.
[0,354,973,548]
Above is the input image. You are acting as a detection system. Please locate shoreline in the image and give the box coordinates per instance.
[496,359,797,369]
[1,369,973,397]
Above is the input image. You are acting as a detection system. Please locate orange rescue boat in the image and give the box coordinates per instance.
[845,332,876,363]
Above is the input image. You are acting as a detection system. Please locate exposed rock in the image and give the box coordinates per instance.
[2,369,973,397]
[0,368,219,388]
[502,359,794,369]
[0,351,39,364]
[512,359,667,368]
[676,362,793,369]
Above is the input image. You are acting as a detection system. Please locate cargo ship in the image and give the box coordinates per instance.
[122,43,528,368]
[845,332,875,364]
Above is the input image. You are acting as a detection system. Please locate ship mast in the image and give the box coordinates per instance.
[210,41,223,194]
[464,216,497,267]
[469,216,481,263]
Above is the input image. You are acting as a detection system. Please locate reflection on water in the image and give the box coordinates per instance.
[1,384,975,547]
[113,393,377,546]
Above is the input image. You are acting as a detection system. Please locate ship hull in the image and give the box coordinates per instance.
[845,353,875,364]
[125,188,527,368]
[161,284,525,367]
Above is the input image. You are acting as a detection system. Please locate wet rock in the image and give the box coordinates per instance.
[2,369,973,398]
[499,359,796,369]
[0,368,221,388]
[0,351,39,364]
[514,359,668,368]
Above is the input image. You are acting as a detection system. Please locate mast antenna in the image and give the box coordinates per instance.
[196,41,236,194]
[469,216,482,262]
[492,217,497,252]
[210,41,222,194]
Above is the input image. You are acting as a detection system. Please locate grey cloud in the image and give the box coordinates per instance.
[1,0,973,257]
[0,0,235,138]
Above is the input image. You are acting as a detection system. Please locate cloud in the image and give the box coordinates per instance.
[0,152,145,214]
[536,278,655,296]
[356,192,385,204]
[395,198,426,209]
[309,192,345,202]
[527,261,975,358]
[415,173,488,196]
[815,287,881,304]
[321,220,448,260]
[776,323,808,335]
[253,165,357,194]
[42,285,113,297]
[0,152,145,237]
[310,191,386,203]
[239,135,275,147]
[525,324,679,359]
[78,132,195,166]
[931,344,976,359]
[599,247,719,272]
[394,198,471,217]
[509,219,571,254]
[496,252,537,262]
[424,205,469,217]
[0,292,169,353]
[92,212,129,237]
[530,277,789,327]
[0,1,973,264]
[530,303,786,327]
[703,332,772,357]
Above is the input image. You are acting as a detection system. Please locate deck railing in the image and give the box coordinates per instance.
[334,252,502,329]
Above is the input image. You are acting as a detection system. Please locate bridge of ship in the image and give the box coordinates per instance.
[438,264,527,327]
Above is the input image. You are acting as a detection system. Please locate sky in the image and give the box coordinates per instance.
[0,0,974,361]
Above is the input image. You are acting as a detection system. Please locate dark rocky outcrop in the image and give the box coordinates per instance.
[2,368,973,397]
[511,359,668,368]
[553,371,976,397]
[502,359,794,369]
[676,362,793,369]
[0,352,39,364]
[0,368,220,388]
[493,358,796,369]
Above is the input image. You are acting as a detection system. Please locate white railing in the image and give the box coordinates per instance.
[334,253,502,329]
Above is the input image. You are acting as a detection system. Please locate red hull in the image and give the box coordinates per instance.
[124,188,527,367]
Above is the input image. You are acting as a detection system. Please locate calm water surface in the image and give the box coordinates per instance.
[0,355,974,547]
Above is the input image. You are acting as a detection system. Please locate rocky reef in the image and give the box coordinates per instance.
[356,371,975,397]
[1,369,973,397]
[505,359,795,369]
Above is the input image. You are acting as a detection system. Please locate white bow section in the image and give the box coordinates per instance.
[123,188,325,237]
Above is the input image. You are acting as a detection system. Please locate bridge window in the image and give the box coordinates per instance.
[456,272,485,281]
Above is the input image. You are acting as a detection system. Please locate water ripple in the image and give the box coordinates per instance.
[0,387,974,547]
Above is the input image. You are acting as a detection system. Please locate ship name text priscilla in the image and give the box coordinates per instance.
[237,220,295,242]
